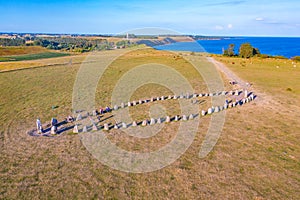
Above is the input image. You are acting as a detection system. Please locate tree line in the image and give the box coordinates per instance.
[0,37,136,53]
[223,43,261,58]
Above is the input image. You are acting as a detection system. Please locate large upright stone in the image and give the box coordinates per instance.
[121,102,125,108]
[222,91,226,95]
[132,121,137,127]
[189,114,194,120]
[122,122,127,129]
[193,93,198,98]
[51,126,57,134]
[180,94,184,99]
[224,104,228,110]
[165,116,171,123]
[142,120,148,126]
[150,118,156,125]
[199,93,203,97]
[133,101,137,106]
[235,90,239,96]
[73,124,79,133]
[82,126,87,132]
[92,123,98,131]
[244,90,248,98]
[173,95,178,100]
[207,108,213,115]
[114,105,119,110]
[92,110,97,116]
[174,115,179,121]
[127,102,131,107]
[214,106,220,113]
[161,96,165,100]
[103,123,109,131]
[139,100,143,105]
[150,97,154,102]
[76,114,82,121]
[182,115,188,121]
[186,93,190,99]
[157,118,162,124]
[201,110,206,116]
[114,124,119,129]
[168,95,172,99]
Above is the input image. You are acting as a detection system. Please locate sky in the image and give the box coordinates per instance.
[0,0,299,36]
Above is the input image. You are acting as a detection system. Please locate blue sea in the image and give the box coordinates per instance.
[154,37,300,58]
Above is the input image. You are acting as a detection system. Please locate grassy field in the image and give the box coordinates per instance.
[0,49,299,199]
[0,52,71,62]
[0,46,48,56]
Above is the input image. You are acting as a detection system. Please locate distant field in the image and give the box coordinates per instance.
[0,52,71,62]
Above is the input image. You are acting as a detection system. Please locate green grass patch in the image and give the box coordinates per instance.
[0,52,70,62]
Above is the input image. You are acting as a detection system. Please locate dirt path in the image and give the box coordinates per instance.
[207,57,249,89]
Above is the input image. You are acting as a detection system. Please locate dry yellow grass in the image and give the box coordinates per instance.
[0,49,299,199]
[0,46,48,56]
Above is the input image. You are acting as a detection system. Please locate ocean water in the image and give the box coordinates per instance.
[154,37,300,58]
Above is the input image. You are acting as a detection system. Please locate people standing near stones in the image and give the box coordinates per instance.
[105,106,111,113]
[99,107,104,115]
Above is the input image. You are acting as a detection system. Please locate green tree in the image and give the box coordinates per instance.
[239,43,260,58]
[223,44,235,56]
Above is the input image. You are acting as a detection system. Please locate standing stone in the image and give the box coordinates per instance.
[114,105,119,110]
[128,102,131,107]
[139,100,143,105]
[82,126,87,132]
[193,93,198,98]
[186,93,190,99]
[243,99,246,104]
[180,94,184,99]
[51,126,57,134]
[165,116,171,123]
[173,95,178,100]
[205,93,209,97]
[235,90,239,96]
[132,121,137,127]
[121,102,125,108]
[92,110,97,116]
[198,93,203,97]
[73,124,79,133]
[144,99,148,103]
[150,118,156,125]
[244,90,248,98]
[168,95,172,99]
[122,122,127,129]
[157,118,162,124]
[201,110,206,116]
[222,91,226,95]
[142,120,148,126]
[189,114,194,120]
[161,96,165,100]
[156,97,160,101]
[92,123,98,131]
[36,118,42,134]
[224,104,228,110]
[174,115,179,121]
[114,124,119,129]
[232,102,236,107]
[76,114,82,121]
[103,123,109,131]
[133,101,137,106]
[214,106,220,113]
[207,108,213,115]
[229,91,234,95]
[150,97,154,102]
[182,115,188,121]
[209,93,213,97]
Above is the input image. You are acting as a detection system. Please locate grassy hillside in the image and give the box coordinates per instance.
[0,49,299,199]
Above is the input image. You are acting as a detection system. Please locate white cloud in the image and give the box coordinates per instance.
[255,17,264,21]
[215,25,224,30]
[227,24,233,29]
